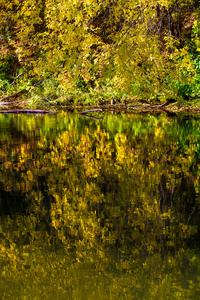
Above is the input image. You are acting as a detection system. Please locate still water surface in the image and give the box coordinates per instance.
[0,111,200,299]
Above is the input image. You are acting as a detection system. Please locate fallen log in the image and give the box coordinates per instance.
[0,109,57,114]
[80,109,103,114]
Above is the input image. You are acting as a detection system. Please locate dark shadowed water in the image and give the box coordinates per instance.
[0,111,200,299]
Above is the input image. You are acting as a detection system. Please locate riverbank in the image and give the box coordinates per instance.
[0,92,200,115]
[75,102,200,115]
[1,102,200,117]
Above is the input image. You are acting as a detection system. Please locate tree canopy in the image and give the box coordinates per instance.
[0,0,200,104]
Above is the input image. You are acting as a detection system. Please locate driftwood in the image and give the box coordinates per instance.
[0,110,57,114]
[80,109,103,114]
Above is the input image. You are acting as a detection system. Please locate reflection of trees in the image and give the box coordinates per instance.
[0,114,199,254]
[159,173,197,223]
[1,113,200,297]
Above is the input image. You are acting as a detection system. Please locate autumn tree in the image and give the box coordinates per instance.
[0,0,199,103]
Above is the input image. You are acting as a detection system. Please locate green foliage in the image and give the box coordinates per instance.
[0,77,9,91]
[176,16,200,102]
[0,54,15,92]
[192,18,200,52]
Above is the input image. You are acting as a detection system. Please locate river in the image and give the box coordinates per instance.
[0,111,200,299]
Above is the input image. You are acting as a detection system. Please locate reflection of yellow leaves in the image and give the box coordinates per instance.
[4,161,12,169]
[27,170,33,181]
[155,127,162,138]
[161,212,171,220]
[21,145,25,157]
[1,111,199,295]
[115,133,127,163]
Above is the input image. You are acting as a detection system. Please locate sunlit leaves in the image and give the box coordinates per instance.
[0,0,198,101]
